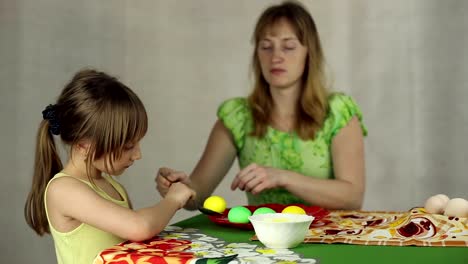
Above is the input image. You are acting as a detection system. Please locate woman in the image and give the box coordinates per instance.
[156,1,367,210]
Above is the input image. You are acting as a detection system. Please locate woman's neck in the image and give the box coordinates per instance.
[269,83,301,132]
[270,83,301,117]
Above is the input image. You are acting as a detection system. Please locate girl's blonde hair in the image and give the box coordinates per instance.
[248,1,329,140]
[24,69,148,235]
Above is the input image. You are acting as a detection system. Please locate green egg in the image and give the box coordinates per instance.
[253,207,276,215]
[228,206,252,223]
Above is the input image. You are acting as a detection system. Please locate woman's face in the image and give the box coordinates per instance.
[257,18,308,90]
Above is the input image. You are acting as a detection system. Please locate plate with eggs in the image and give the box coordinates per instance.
[204,200,329,230]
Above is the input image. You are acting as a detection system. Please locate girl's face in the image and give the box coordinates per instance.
[257,18,308,91]
[93,141,142,176]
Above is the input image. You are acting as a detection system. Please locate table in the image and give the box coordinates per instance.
[175,214,468,264]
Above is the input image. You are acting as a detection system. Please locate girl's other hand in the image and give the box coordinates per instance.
[165,182,196,209]
[155,167,190,197]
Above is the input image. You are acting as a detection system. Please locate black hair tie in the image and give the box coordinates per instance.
[42,104,60,135]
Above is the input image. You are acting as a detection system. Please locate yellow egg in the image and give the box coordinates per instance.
[203,195,227,213]
[281,205,306,215]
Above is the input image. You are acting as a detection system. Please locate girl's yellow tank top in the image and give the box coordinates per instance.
[44,172,129,264]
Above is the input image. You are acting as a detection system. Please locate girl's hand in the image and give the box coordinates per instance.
[230,163,285,195]
[165,182,196,209]
[155,167,190,197]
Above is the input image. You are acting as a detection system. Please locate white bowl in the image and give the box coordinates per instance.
[249,213,314,249]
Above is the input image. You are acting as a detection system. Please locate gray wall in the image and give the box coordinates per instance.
[2,0,468,262]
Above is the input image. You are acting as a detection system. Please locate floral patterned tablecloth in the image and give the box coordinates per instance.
[253,207,468,247]
[94,226,318,264]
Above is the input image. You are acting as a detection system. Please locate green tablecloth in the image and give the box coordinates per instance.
[175,214,468,264]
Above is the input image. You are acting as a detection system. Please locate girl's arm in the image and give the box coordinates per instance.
[47,179,193,241]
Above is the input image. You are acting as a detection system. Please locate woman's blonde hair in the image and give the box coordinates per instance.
[248,1,329,140]
[24,69,148,235]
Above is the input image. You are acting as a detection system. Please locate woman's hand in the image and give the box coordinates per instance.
[230,163,286,195]
[155,167,191,197]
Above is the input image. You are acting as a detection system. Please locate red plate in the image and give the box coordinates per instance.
[207,203,329,230]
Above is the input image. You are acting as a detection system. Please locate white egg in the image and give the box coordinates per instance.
[444,198,468,218]
[424,194,449,214]
[433,194,450,204]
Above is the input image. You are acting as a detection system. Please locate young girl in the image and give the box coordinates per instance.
[24,69,195,264]
[156,1,367,210]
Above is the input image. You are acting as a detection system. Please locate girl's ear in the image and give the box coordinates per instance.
[76,139,92,158]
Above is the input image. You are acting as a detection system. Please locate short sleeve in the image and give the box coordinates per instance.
[328,93,368,140]
[217,97,251,151]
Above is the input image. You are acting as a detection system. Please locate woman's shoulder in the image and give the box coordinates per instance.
[216,97,251,151]
[217,97,251,124]
[324,92,368,139]
[217,97,249,114]
[328,92,356,105]
[327,92,364,115]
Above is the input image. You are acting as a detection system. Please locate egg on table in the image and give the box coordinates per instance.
[203,195,227,214]
[444,198,468,218]
[253,207,276,215]
[228,206,252,223]
[282,205,306,215]
[424,194,450,214]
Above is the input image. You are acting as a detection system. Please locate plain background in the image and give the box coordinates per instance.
[2,0,468,262]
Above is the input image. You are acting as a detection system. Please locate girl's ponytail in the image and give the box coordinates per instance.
[24,119,63,235]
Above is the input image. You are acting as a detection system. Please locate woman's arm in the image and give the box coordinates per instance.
[156,120,238,210]
[232,116,365,210]
[186,120,238,209]
[283,116,365,209]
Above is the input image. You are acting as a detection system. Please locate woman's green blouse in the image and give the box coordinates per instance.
[217,93,367,205]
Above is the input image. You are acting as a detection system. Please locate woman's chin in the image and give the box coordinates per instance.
[270,82,296,90]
